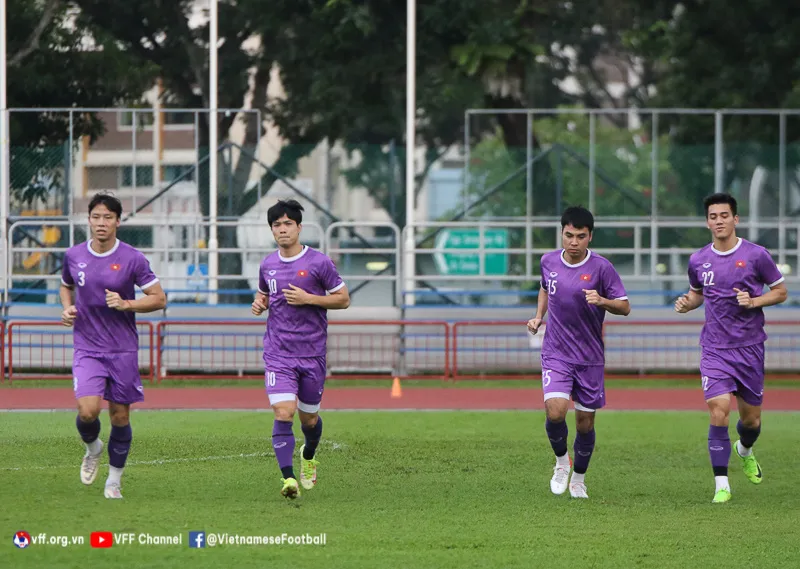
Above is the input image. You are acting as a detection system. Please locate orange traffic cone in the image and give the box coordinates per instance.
[390,377,402,398]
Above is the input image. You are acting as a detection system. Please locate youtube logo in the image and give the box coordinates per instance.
[90,532,113,548]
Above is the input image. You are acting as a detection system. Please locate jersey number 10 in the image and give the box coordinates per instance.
[267,278,278,295]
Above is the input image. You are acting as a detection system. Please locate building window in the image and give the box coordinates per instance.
[120,165,154,187]
[118,110,194,130]
[163,164,195,182]
[119,111,154,129]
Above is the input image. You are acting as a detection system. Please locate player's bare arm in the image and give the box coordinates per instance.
[674,289,704,313]
[527,284,549,334]
[734,282,788,309]
[582,289,631,316]
[282,283,350,309]
[60,283,78,326]
[252,291,268,315]
[105,283,167,313]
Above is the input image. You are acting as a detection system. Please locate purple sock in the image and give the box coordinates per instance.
[708,425,730,476]
[272,420,296,479]
[301,416,323,460]
[76,415,101,443]
[573,429,596,474]
[736,420,761,449]
[108,424,132,468]
[545,418,569,457]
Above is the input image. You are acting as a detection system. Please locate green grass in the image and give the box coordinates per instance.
[2,411,799,568]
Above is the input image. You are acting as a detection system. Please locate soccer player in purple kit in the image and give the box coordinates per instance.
[527,206,630,499]
[251,199,350,500]
[60,193,166,499]
[675,193,787,503]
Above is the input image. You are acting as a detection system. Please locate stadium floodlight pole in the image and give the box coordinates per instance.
[403,0,416,307]
[0,0,8,309]
[208,0,219,305]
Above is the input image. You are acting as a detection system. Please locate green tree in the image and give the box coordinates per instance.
[630,0,800,220]
[8,0,156,208]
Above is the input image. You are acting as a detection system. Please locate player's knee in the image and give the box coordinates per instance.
[77,409,100,423]
[741,415,761,430]
[545,402,568,422]
[298,412,318,429]
[273,406,295,422]
[576,415,595,433]
[708,406,729,425]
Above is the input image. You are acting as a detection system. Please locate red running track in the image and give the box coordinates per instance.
[2,388,800,411]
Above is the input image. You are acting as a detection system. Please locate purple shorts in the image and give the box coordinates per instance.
[263,354,327,412]
[73,349,144,405]
[541,355,605,411]
[700,344,765,406]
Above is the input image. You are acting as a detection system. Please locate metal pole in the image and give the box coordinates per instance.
[208,0,219,305]
[525,112,532,278]
[132,110,137,211]
[650,113,659,281]
[589,112,596,212]
[0,0,8,310]
[68,111,73,218]
[714,111,724,194]
[402,0,416,307]
[463,110,470,216]
[778,112,787,266]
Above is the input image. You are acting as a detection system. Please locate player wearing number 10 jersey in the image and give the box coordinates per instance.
[675,193,787,504]
[251,199,350,500]
[527,206,630,499]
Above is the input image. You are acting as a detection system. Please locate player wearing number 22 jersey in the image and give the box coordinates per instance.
[676,193,787,504]
[527,206,630,500]
[252,199,350,501]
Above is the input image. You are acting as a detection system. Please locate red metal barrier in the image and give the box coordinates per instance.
[452,320,800,380]
[1,321,5,383]
[7,321,155,382]
[156,320,451,381]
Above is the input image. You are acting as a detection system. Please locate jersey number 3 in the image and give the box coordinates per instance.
[77,271,86,287]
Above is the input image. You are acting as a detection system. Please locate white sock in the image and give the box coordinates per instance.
[737,440,752,457]
[714,475,730,492]
[85,438,102,456]
[570,472,585,485]
[556,454,570,468]
[107,466,124,486]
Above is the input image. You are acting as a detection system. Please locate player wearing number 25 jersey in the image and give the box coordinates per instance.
[676,193,787,504]
[251,199,350,501]
[526,206,630,500]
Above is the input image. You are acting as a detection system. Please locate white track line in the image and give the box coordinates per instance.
[0,440,347,473]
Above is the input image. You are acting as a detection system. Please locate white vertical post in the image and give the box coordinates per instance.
[402,0,416,306]
[1,0,9,308]
[714,111,724,194]
[208,0,219,305]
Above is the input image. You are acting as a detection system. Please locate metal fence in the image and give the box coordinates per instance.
[464,108,800,221]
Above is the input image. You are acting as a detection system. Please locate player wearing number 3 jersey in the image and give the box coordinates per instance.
[676,193,787,504]
[252,199,350,500]
[527,206,630,499]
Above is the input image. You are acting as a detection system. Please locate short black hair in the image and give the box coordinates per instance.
[88,192,122,219]
[267,199,304,226]
[560,206,594,233]
[703,193,738,217]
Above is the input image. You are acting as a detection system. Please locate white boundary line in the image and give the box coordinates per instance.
[0,440,347,473]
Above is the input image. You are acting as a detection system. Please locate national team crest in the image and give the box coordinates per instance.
[297,270,308,277]
[580,274,591,281]
[110,263,121,271]
[735,260,746,268]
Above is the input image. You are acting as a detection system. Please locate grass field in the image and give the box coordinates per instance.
[2,410,799,568]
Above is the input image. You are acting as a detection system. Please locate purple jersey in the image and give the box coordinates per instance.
[258,245,345,358]
[688,238,784,348]
[540,250,628,365]
[61,239,159,353]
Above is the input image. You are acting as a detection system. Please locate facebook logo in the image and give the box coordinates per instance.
[189,531,205,548]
